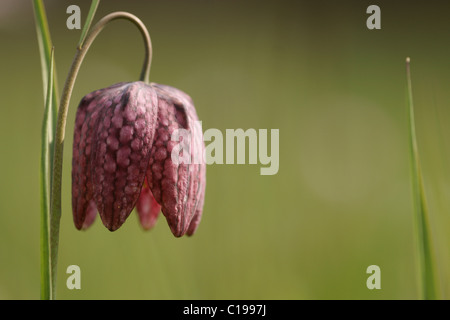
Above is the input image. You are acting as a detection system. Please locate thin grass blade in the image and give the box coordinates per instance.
[32,0,59,174]
[40,47,54,300]
[406,57,439,299]
[78,0,100,48]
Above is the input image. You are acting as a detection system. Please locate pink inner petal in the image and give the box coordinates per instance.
[136,180,161,230]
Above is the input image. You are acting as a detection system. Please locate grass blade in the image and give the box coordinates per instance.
[32,0,52,96]
[40,47,54,300]
[33,0,61,300]
[32,0,59,175]
[406,57,439,299]
[78,0,100,48]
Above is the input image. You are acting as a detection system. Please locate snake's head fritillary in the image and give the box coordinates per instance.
[72,81,206,237]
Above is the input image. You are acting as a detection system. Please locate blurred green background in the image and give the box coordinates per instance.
[1,0,450,299]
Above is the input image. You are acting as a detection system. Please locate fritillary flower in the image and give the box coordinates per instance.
[71,81,206,237]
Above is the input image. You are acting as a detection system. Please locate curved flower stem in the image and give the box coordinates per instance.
[49,11,152,299]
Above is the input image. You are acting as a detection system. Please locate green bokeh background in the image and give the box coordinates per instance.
[1,0,450,299]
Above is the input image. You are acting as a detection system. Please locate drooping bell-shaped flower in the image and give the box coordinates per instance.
[72,81,206,237]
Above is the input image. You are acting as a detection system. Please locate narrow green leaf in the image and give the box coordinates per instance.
[32,0,51,94]
[78,0,100,48]
[32,0,59,182]
[40,47,54,300]
[33,0,60,300]
[406,57,439,300]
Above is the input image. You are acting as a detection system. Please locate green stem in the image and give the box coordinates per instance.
[32,0,59,300]
[406,57,439,299]
[49,11,152,299]
[40,47,54,300]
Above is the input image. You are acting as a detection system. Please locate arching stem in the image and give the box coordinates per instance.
[49,11,152,299]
